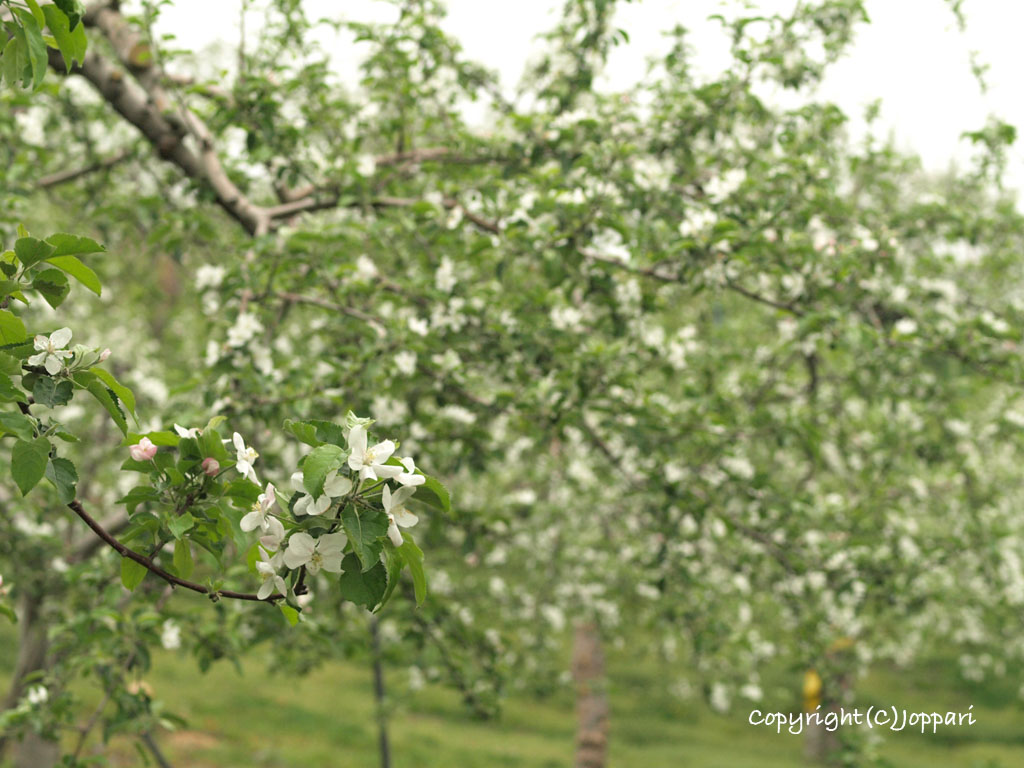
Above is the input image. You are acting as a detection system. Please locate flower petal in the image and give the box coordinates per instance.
[50,327,72,348]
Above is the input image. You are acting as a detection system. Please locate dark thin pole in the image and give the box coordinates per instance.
[370,617,392,768]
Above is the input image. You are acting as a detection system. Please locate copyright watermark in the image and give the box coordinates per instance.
[748,706,976,735]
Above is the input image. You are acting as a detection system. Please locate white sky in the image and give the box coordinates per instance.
[153,0,1024,191]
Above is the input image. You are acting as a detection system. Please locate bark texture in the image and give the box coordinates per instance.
[572,622,608,768]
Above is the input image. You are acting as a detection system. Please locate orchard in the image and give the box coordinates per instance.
[2,1,1024,766]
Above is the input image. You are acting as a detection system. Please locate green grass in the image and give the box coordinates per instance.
[3,627,1024,767]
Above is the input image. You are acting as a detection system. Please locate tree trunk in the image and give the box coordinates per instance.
[572,622,608,768]
[0,584,59,768]
[370,618,392,768]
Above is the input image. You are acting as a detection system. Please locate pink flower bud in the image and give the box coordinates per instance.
[99,348,112,362]
[129,437,157,462]
[202,457,220,476]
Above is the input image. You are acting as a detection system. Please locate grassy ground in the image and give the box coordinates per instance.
[3,626,1023,767]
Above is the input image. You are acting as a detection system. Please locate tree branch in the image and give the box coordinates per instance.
[66,500,282,603]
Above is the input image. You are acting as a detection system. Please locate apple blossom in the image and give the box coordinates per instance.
[259,516,286,552]
[27,327,73,375]
[160,620,182,650]
[26,686,48,706]
[174,424,201,438]
[129,437,158,462]
[382,484,419,546]
[256,550,286,599]
[283,531,348,575]
[233,432,259,483]
[395,456,425,487]
[201,457,220,476]
[291,470,352,517]
[241,483,277,532]
[347,424,401,482]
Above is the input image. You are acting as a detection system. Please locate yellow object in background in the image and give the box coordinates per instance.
[803,669,822,712]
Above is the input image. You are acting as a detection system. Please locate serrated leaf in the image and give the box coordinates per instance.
[42,4,86,72]
[173,539,194,578]
[338,553,388,609]
[379,546,404,610]
[11,437,48,495]
[13,236,55,268]
[302,444,343,497]
[45,233,105,257]
[74,371,127,434]
[120,557,147,591]
[0,352,21,376]
[12,9,47,89]
[283,418,320,447]
[0,602,16,623]
[54,0,85,31]
[168,512,194,540]
[0,310,27,344]
[117,485,161,513]
[279,604,300,625]
[44,255,101,295]
[89,367,135,415]
[418,475,451,514]
[399,535,426,606]
[44,456,77,503]
[340,503,388,571]
[0,411,35,440]
[0,373,22,402]
[32,376,73,407]
[31,267,70,309]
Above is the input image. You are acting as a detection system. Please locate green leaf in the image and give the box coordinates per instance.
[11,437,48,495]
[0,602,16,624]
[125,430,178,447]
[45,233,105,257]
[44,456,77,503]
[32,376,73,407]
[168,512,195,540]
[117,485,161,513]
[120,557,147,591]
[0,373,22,402]
[301,444,343,497]
[417,475,451,514]
[1,29,27,89]
[379,545,404,610]
[0,352,22,376]
[0,412,35,441]
[399,535,427,606]
[13,11,47,90]
[340,503,388,571]
[24,0,45,27]
[173,539,194,579]
[89,367,135,415]
[279,603,300,625]
[73,371,127,434]
[14,236,55,269]
[307,419,347,446]
[54,0,86,31]
[31,268,70,309]
[283,418,320,446]
[45,255,101,295]
[42,4,86,71]
[338,553,388,609]
[0,310,27,344]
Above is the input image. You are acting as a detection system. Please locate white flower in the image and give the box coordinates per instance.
[408,317,429,336]
[241,483,277,532]
[283,531,347,575]
[347,425,401,482]
[232,432,259,483]
[395,456,425,487]
[383,484,419,546]
[894,318,918,335]
[356,154,376,176]
[260,517,286,551]
[290,470,352,517]
[28,327,73,375]
[195,265,226,291]
[227,312,263,347]
[256,550,286,599]
[160,620,182,650]
[26,685,48,706]
[395,350,417,376]
[435,257,457,292]
[173,424,201,438]
[354,255,378,282]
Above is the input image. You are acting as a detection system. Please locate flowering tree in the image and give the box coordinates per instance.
[3,0,1024,766]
